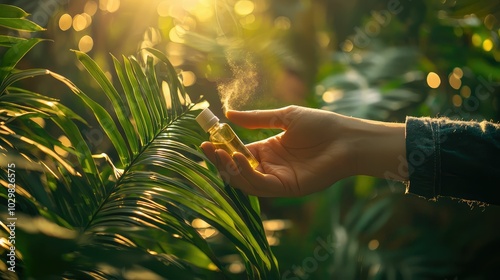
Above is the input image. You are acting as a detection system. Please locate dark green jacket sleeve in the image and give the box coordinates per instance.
[405,117,500,205]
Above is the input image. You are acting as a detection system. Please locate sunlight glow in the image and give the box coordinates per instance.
[31,117,46,128]
[59,14,72,31]
[192,218,218,239]
[55,135,71,157]
[0,237,9,248]
[426,72,441,89]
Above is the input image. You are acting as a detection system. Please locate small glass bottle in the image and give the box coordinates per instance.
[196,108,259,169]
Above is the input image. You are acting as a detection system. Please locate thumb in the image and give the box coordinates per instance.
[225,106,296,130]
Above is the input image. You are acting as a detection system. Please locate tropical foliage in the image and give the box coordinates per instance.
[0,4,278,279]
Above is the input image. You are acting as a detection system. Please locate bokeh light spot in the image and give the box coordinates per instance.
[181,71,196,87]
[274,16,291,30]
[448,73,461,90]
[240,14,256,26]
[84,1,98,16]
[317,32,330,48]
[484,14,496,30]
[169,5,186,19]
[426,72,441,89]
[73,14,87,31]
[341,40,354,52]
[78,35,94,53]
[193,6,213,22]
[471,34,482,47]
[368,239,379,250]
[107,0,120,13]
[452,67,463,79]
[483,39,493,52]
[100,0,120,13]
[235,0,255,16]
[157,1,169,17]
[228,261,245,274]
[262,219,292,231]
[59,14,72,31]
[460,85,471,98]
[322,89,343,103]
[452,94,462,107]
[169,26,186,43]
[182,0,198,11]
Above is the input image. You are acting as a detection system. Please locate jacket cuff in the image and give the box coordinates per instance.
[405,116,441,200]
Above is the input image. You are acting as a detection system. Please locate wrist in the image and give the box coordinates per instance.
[347,117,407,180]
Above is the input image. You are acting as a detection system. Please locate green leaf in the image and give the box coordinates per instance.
[0,69,49,94]
[4,47,279,279]
[0,124,79,177]
[121,55,153,144]
[74,51,137,164]
[0,4,29,18]
[0,38,45,81]
[49,71,131,166]
[145,56,167,123]
[129,56,158,132]
[0,18,45,32]
[0,35,26,47]
[111,55,140,155]
[143,48,188,116]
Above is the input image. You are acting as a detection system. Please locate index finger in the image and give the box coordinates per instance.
[226,106,297,130]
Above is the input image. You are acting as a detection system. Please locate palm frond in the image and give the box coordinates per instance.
[59,48,278,278]
[0,4,277,277]
[1,23,278,278]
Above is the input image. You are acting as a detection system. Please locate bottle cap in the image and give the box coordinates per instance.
[195,107,219,132]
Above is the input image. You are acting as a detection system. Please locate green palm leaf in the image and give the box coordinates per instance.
[0,5,277,277]
[1,43,278,280]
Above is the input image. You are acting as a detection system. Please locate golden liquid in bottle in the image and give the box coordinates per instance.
[210,124,259,169]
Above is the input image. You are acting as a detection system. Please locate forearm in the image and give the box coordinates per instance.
[345,117,407,180]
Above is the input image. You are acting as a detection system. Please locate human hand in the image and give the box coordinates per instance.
[200,106,358,196]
